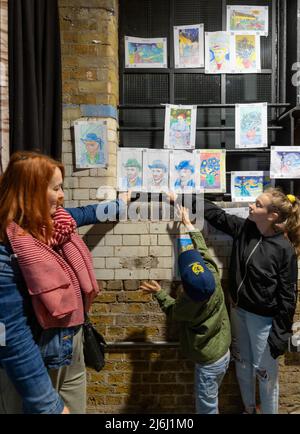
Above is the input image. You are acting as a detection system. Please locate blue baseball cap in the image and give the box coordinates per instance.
[178,249,215,302]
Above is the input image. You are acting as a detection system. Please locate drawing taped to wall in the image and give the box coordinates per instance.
[125,36,167,68]
[174,24,204,68]
[227,5,269,36]
[270,146,300,178]
[195,149,226,193]
[74,120,108,169]
[233,33,261,73]
[231,171,274,202]
[169,150,196,192]
[205,31,233,73]
[235,103,268,148]
[117,148,144,191]
[164,104,197,150]
[143,149,169,192]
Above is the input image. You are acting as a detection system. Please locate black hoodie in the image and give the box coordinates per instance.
[203,199,298,358]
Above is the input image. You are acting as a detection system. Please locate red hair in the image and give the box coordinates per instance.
[0,151,65,243]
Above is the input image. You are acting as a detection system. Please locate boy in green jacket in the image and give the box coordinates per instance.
[140,206,231,414]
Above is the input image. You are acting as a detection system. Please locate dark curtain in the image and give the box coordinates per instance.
[8,0,62,159]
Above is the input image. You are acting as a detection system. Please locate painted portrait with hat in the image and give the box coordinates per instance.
[144,150,169,191]
[75,120,108,168]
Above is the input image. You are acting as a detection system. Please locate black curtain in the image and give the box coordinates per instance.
[8,0,62,159]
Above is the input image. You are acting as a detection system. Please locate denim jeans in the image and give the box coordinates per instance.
[195,350,230,414]
[230,306,279,414]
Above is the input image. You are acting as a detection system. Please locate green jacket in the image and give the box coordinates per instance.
[155,230,231,364]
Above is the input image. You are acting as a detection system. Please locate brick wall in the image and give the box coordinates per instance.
[56,0,300,414]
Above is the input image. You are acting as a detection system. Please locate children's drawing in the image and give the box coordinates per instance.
[74,120,108,169]
[270,146,300,179]
[117,148,144,191]
[227,5,269,36]
[125,36,167,68]
[170,150,196,193]
[205,31,232,73]
[174,24,204,68]
[143,149,169,192]
[164,104,197,150]
[231,171,274,202]
[235,103,268,148]
[195,149,226,193]
[233,33,261,73]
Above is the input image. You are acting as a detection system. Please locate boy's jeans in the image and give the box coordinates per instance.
[230,306,279,414]
[195,350,230,414]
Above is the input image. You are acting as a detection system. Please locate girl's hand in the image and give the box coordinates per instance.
[165,191,178,204]
[119,189,132,204]
[140,280,161,293]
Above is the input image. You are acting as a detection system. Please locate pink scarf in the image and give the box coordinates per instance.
[6,207,100,329]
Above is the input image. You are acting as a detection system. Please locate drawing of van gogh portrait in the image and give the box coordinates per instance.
[270,146,300,179]
[143,150,169,192]
[235,103,268,148]
[196,150,226,192]
[117,149,143,191]
[234,34,260,73]
[125,36,167,68]
[231,171,273,202]
[170,151,196,192]
[227,6,269,36]
[205,31,232,73]
[174,24,204,68]
[164,104,197,149]
[74,120,108,168]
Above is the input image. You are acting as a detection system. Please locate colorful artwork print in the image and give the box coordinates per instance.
[74,120,108,169]
[174,24,204,68]
[125,36,167,68]
[170,150,196,192]
[205,31,232,73]
[231,171,274,202]
[117,149,144,191]
[227,6,269,36]
[270,146,300,179]
[195,150,226,193]
[143,149,169,192]
[164,104,197,150]
[235,103,268,148]
[233,34,260,73]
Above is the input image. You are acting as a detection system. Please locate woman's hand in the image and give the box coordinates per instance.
[165,191,178,204]
[176,205,195,231]
[140,280,161,294]
[119,189,132,205]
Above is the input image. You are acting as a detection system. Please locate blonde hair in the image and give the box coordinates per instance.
[265,187,300,256]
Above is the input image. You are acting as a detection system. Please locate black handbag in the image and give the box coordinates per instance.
[83,315,106,372]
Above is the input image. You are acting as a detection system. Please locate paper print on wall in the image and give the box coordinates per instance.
[74,120,108,169]
[270,146,300,179]
[195,149,226,193]
[143,149,169,192]
[164,104,197,150]
[227,6,269,36]
[233,33,261,73]
[173,234,194,279]
[205,31,232,74]
[125,36,167,68]
[117,148,143,191]
[235,103,268,148]
[169,150,196,193]
[231,171,274,202]
[174,24,204,68]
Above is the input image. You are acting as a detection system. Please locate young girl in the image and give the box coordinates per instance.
[0,151,129,413]
[203,188,300,414]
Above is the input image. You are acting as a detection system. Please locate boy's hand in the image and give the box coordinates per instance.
[140,280,161,293]
[176,205,195,231]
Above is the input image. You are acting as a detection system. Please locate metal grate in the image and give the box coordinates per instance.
[174,74,221,105]
[226,74,272,103]
[123,74,169,105]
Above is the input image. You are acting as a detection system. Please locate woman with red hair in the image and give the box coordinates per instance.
[0,151,128,413]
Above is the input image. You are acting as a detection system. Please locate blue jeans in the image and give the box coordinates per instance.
[195,350,230,414]
[230,306,279,414]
